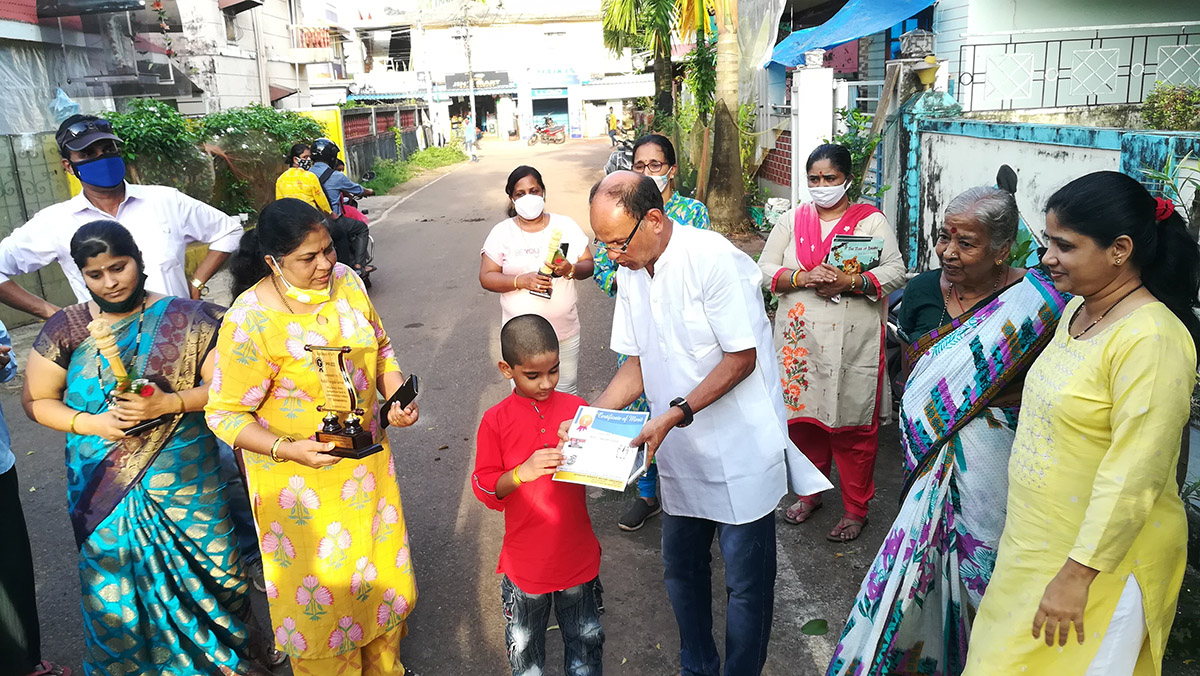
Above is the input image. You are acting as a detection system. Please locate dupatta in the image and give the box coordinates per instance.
[57,298,223,547]
[793,202,882,271]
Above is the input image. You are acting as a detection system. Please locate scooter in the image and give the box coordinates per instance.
[338,171,377,288]
[605,138,634,174]
[528,116,566,145]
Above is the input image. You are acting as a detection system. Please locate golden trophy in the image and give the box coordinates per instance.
[87,318,169,436]
[306,345,384,460]
[528,226,563,299]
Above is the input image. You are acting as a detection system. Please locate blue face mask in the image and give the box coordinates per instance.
[72,154,126,189]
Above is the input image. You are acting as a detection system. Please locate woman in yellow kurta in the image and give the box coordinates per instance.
[276,143,333,214]
[205,198,418,675]
[965,172,1199,676]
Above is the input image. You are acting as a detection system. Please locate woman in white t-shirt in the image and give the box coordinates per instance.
[479,165,594,393]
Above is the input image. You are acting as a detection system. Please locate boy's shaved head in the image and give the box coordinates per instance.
[501,314,559,366]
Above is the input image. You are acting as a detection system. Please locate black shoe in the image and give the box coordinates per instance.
[618,498,662,531]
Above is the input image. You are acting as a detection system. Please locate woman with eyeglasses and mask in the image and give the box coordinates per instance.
[592,133,710,531]
[275,143,332,215]
[206,198,421,674]
[757,143,907,543]
[22,220,271,675]
[479,165,595,394]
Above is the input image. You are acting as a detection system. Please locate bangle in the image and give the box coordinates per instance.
[790,269,801,288]
[270,436,294,463]
[511,467,523,486]
[513,275,520,289]
[174,391,186,413]
[69,411,83,434]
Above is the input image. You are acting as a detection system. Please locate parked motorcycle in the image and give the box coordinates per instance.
[604,138,634,175]
[528,116,566,145]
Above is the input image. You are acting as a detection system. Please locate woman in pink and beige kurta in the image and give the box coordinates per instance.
[206,263,417,675]
[757,144,907,541]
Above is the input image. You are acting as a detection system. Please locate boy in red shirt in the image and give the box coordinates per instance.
[472,314,604,676]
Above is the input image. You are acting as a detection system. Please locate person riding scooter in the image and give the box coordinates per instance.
[309,138,375,275]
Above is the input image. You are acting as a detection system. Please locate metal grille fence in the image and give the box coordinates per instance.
[957,28,1200,111]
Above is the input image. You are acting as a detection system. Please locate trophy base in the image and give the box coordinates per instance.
[124,416,170,436]
[317,429,385,460]
[527,288,552,299]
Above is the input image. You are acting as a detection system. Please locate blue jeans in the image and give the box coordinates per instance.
[216,441,261,564]
[608,129,616,146]
[501,575,604,676]
[637,461,659,500]
[662,512,776,676]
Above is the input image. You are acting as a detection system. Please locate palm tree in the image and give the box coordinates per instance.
[602,0,676,121]
[678,0,746,233]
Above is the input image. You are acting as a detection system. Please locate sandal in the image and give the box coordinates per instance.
[827,515,868,542]
[782,497,822,524]
[28,661,72,676]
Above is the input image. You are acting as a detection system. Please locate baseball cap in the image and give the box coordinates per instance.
[55,115,123,153]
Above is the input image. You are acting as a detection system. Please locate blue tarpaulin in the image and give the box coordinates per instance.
[770,0,936,67]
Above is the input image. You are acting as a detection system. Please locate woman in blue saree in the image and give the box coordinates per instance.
[827,187,1069,676]
[22,221,268,675]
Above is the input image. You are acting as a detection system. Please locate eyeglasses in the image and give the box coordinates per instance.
[632,160,667,173]
[593,216,644,253]
[61,119,114,141]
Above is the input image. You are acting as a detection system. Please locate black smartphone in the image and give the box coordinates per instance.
[380,374,419,429]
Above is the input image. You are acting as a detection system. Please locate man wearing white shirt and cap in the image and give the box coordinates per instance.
[581,171,831,676]
[0,114,243,319]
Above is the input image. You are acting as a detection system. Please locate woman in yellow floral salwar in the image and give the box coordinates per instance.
[964,172,1200,676]
[205,198,420,675]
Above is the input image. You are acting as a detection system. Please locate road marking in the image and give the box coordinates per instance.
[376,164,466,224]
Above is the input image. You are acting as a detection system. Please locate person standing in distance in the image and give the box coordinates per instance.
[606,107,619,147]
[0,115,243,318]
[578,171,830,676]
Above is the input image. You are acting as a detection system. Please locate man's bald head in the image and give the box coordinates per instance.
[589,170,663,219]
[589,171,671,272]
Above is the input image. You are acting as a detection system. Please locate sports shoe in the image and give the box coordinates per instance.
[618,498,661,532]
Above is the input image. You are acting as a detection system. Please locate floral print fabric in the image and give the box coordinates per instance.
[205,265,417,663]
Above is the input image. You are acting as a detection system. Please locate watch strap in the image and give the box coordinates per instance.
[669,397,694,428]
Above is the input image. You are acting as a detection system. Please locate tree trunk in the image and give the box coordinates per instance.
[653,40,673,124]
[707,100,748,234]
[706,5,747,234]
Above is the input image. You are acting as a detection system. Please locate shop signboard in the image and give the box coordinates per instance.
[445,71,510,90]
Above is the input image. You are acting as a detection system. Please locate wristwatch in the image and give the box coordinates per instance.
[190,277,209,296]
[669,397,694,428]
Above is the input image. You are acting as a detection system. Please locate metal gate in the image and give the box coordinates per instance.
[0,132,78,328]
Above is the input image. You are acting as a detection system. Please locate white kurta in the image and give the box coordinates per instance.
[0,183,242,301]
[611,224,831,524]
[757,209,907,429]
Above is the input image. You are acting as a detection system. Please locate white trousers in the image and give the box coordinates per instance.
[1084,574,1147,676]
[556,332,580,395]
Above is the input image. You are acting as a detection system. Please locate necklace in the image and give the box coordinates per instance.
[271,274,297,314]
[95,294,147,386]
[939,266,1005,327]
[1069,284,1143,339]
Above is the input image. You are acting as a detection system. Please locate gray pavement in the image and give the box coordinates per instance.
[0,138,962,674]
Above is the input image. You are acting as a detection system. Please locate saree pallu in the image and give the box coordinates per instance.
[54,298,266,675]
[827,269,1068,676]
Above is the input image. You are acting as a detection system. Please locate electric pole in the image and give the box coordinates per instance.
[462,4,477,138]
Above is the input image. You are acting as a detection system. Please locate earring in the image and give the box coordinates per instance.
[995,260,1003,266]
[1115,257,1123,266]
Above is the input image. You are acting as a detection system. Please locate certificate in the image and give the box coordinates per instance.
[554,406,650,491]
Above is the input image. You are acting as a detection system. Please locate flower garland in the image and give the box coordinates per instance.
[150,0,175,58]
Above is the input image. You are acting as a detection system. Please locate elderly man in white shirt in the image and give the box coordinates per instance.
[582,172,830,676]
[0,115,242,319]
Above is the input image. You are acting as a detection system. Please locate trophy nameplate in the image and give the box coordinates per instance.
[306,345,384,460]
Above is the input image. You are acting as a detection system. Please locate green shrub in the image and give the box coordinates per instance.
[363,159,412,194]
[198,104,326,155]
[107,99,214,202]
[405,145,467,169]
[825,108,890,203]
[1144,82,1200,131]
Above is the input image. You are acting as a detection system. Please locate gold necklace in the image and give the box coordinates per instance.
[270,274,297,313]
[1070,284,1143,339]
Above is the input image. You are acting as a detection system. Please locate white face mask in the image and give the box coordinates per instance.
[650,173,671,192]
[810,181,849,208]
[513,194,545,220]
[268,256,331,305]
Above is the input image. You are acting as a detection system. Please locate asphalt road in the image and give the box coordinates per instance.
[4,138,914,675]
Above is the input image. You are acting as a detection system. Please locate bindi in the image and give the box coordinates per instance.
[950,227,958,234]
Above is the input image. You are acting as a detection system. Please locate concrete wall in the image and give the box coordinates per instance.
[892,115,1200,271]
